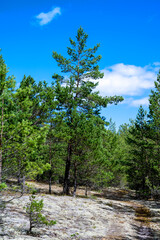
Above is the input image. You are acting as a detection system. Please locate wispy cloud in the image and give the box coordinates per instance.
[95,63,158,97]
[153,62,160,66]
[36,7,61,26]
[130,97,149,107]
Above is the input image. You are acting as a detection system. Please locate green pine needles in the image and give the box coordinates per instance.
[52,27,123,195]
[25,193,56,234]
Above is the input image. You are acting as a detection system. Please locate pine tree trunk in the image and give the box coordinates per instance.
[85,185,88,197]
[49,137,52,194]
[29,211,33,234]
[17,174,21,185]
[49,170,52,194]
[17,159,21,185]
[63,143,72,195]
[73,165,77,197]
[22,175,26,194]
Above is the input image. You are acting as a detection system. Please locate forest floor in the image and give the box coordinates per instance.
[0,181,160,240]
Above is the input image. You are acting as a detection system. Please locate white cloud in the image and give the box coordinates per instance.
[36,7,61,26]
[96,63,157,96]
[152,62,160,72]
[130,97,149,107]
[153,62,160,66]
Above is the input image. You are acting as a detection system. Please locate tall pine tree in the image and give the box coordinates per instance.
[126,106,153,197]
[52,27,123,194]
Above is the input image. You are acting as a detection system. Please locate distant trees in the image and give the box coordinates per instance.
[125,106,152,196]
[148,71,160,195]
[123,72,160,198]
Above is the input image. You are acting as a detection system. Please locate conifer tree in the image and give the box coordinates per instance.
[52,27,123,194]
[126,106,153,197]
[148,70,160,193]
[5,76,52,188]
[0,53,15,183]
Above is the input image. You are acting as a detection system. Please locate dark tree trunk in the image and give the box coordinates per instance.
[22,175,26,194]
[17,175,21,185]
[49,137,52,194]
[49,170,52,194]
[73,164,77,197]
[63,143,72,195]
[85,185,88,197]
[29,211,33,234]
[17,159,21,185]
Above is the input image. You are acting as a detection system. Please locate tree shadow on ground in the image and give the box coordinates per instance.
[132,223,160,240]
[93,188,136,201]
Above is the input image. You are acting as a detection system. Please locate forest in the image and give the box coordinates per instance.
[0,27,160,200]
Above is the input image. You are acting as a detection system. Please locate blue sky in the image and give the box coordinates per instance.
[1,0,160,129]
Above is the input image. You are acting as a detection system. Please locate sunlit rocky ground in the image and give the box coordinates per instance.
[0,183,160,240]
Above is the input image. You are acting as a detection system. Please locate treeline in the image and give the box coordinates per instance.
[0,28,159,198]
[123,73,160,198]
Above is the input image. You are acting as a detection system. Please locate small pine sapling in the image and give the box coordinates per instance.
[25,192,56,234]
[0,183,7,226]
